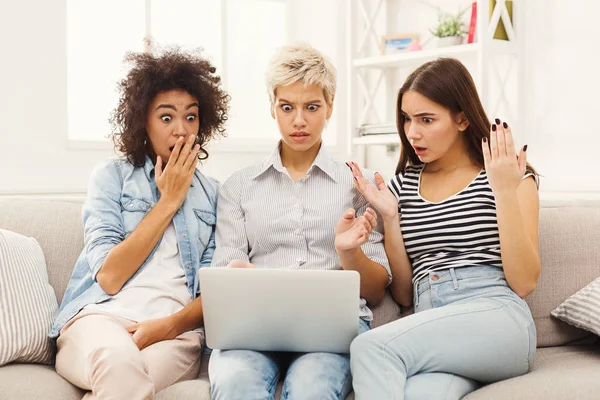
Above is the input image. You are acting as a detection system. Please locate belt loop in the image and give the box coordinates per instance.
[413,281,419,307]
[450,268,459,290]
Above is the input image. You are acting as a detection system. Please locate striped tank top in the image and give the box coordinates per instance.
[388,164,534,284]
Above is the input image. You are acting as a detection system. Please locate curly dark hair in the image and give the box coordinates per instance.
[110,46,229,166]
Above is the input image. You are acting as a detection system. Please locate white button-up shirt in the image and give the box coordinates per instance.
[211,143,390,320]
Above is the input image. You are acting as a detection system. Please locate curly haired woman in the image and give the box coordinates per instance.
[50,47,229,400]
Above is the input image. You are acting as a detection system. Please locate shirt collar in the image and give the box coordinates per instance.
[251,141,337,182]
[143,155,195,187]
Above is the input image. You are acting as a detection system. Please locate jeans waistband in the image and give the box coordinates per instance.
[413,266,505,306]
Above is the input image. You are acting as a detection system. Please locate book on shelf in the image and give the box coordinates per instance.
[468,1,477,44]
[357,123,397,136]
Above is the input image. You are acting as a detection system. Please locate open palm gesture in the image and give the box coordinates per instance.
[482,120,527,195]
[347,162,398,222]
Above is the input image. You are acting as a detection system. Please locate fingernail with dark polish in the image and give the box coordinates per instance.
[503,122,508,129]
[483,137,487,143]
[495,118,500,124]
[492,124,496,131]
[345,162,352,170]
[523,144,528,152]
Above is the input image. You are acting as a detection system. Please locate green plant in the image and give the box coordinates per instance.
[430,9,467,38]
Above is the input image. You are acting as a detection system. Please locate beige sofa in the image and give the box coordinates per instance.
[0,197,599,400]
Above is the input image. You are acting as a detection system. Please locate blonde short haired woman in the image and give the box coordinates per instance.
[208,43,391,399]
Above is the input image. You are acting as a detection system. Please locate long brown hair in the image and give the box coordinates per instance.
[395,58,535,178]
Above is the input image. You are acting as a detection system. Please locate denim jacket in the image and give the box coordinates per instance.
[50,156,218,338]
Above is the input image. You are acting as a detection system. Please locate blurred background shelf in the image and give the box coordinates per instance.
[353,43,480,69]
[352,134,399,145]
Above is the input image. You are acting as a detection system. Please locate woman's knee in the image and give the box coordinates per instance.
[88,344,147,373]
[282,372,350,400]
[211,370,276,400]
[209,351,278,400]
[282,354,351,400]
[350,329,381,359]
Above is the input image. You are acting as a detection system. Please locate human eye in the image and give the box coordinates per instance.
[281,104,293,112]
[422,117,433,124]
[160,115,172,122]
[307,104,320,111]
[186,114,197,122]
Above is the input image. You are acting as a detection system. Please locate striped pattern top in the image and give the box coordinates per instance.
[211,142,390,321]
[389,164,532,285]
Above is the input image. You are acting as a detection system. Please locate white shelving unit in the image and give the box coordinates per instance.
[346,0,523,164]
[353,42,480,69]
[352,134,399,145]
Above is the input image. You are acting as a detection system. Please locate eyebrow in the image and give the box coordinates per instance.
[155,102,200,111]
[278,98,323,104]
[401,110,436,117]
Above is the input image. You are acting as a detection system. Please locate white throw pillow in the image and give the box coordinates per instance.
[551,277,600,337]
[0,228,58,365]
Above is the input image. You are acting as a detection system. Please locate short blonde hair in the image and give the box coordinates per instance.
[266,43,337,107]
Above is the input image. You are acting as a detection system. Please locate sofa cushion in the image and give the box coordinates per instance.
[370,289,402,328]
[551,277,600,336]
[463,344,600,400]
[0,198,84,303]
[0,229,58,366]
[525,200,600,347]
[0,364,85,400]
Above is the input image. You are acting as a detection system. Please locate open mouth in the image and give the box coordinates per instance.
[290,132,310,142]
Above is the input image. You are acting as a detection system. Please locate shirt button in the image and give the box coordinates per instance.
[187,265,191,269]
[431,275,440,281]
[182,233,188,239]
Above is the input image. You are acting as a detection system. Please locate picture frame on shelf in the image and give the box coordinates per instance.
[490,0,513,40]
[380,34,419,55]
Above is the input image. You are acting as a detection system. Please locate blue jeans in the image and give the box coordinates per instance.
[209,319,370,400]
[350,266,536,400]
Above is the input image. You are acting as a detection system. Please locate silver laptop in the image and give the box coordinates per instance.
[199,268,360,353]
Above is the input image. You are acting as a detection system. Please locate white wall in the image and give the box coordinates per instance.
[520,0,600,192]
[0,0,345,195]
[0,0,109,194]
[0,0,599,195]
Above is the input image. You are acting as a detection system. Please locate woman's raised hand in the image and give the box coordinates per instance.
[155,135,200,210]
[482,119,527,195]
[347,162,399,222]
[334,207,377,251]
